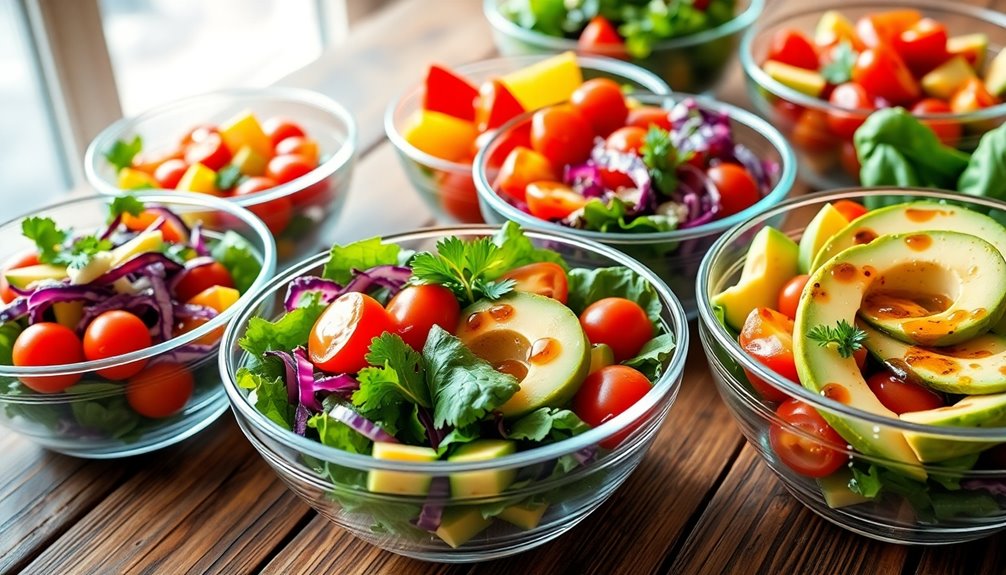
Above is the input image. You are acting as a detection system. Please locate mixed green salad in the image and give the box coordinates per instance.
[714,197,1006,522]
[237,223,676,547]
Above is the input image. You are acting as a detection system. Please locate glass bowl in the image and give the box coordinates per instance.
[0,191,276,458]
[697,188,1006,545]
[221,226,687,562]
[384,55,670,225]
[474,93,797,319]
[484,0,763,94]
[740,0,1006,190]
[84,87,356,265]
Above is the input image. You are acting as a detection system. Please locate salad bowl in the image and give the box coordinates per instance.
[698,189,1006,544]
[221,225,688,562]
[0,192,276,458]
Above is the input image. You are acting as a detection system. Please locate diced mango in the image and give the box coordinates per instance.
[187,285,240,313]
[947,34,988,70]
[117,167,159,190]
[500,51,583,111]
[814,10,859,48]
[435,507,493,548]
[110,230,164,268]
[176,163,220,195]
[53,302,84,330]
[367,442,438,495]
[219,110,273,160]
[232,145,268,177]
[764,60,826,97]
[498,503,548,530]
[922,56,977,100]
[401,110,478,162]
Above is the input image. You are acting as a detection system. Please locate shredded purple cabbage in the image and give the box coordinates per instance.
[670,98,733,160]
[327,403,398,443]
[100,216,122,241]
[147,266,175,342]
[75,292,160,335]
[0,297,28,323]
[962,479,1006,497]
[314,373,359,398]
[675,164,721,229]
[282,266,412,313]
[93,252,184,286]
[189,223,209,257]
[588,142,654,215]
[174,303,218,321]
[283,276,344,311]
[415,476,450,532]
[572,446,597,466]
[27,283,114,324]
[145,205,191,238]
[345,265,412,295]
[564,162,606,198]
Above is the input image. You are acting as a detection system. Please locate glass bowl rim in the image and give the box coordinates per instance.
[83,87,358,208]
[0,190,277,399]
[696,187,1006,438]
[220,224,689,473]
[740,0,1006,120]
[472,92,798,243]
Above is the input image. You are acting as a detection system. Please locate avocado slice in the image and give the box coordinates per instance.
[366,442,437,496]
[4,264,67,289]
[447,439,516,497]
[862,323,1006,394]
[921,56,976,100]
[589,344,615,374]
[110,230,164,268]
[456,291,589,418]
[497,502,548,530]
[817,468,871,509]
[810,201,1006,274]
[900,394,1006,462]
[435,506,492,548]
[947,34,988,70]
[712,226,799,331]
[798,203,850,273]
[985,47,1006,97]
[763,60,826,97]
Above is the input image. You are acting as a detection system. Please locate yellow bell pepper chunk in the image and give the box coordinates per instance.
[232,145,268,177]
[500,51,583,111]
[187,285,240,313]
[401,110,478,162]
[176,163,220,195]
[117,167,159,190]
[219,110,274,160]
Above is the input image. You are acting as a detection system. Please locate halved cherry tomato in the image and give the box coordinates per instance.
[262,117,306,150]
[605,126,648,155]
[437,170,483,223]
[791,109,837,153]
[180,124,220,148]
[309,292,394,374]
[386,285,460,351]
[855,10,922,48]
[827,82,874,140]
[911,98,962,147]
[578,16,626,57]
[579,297,653,362]
[738,308,797,403]
[777,274,810,320]
[570,78,628,137]
[12,323,85,393]
[121,210,187,243]
[153,159,189,189]
[482,123,533,170]
[127,362,194,418]
[867,370,945,415]
[266,154,314,185]
[275,137,319,166]
[768,28,820,70]
[572,364,651,449]
[852,46,920,106]
[500,262,568,303]
[770,399,847,478]
[530,105,594,168]
[707,163,760,217]
[0,251,40,303]
[83,311,152,380]
[832,199,868,222]
[525,181,588,221]
[626,106,673,131]
[474,80,525,132]
[184,132,232,171]
[493,146,556,202]
[234,177,294,235]
[174,262,235,302]
[894,18,949,76]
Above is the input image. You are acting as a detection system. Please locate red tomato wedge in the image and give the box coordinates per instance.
[855,10,922,48]
[768,28,820,70]
[893,18,949,76]
[738,307,798,402]
[474,79,525,132]
[578,16,626,57]
[500,262,569,303]
[852,46,920,106]
[493,146,556,202]
[309,292,394,374]
[423,64,479,122]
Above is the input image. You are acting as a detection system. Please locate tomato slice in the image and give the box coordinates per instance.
[493,146,556,202]
[767,28,820,70]
[893,18,949,76]
[852,46,920,106]
[525,181,588,221]
[500,262,569,303]
[308,292,394,374]
[866,370,944,414]
[770,399,847,478]
[855,10,922,48]
[738,307,798,402]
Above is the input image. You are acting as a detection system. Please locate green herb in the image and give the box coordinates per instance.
[103,136,143,173]
[410,236,517,305]
[215,165,243,191]
[435,424,481,456]
[848,464,883,498]
[821,42,857,84]
[22,216,111,270]
[322,237,401,285]
[566,266,663,327]
[623,332,677,380]
[352,334,431,438]
[576,197,679,234]
[70,395,140,438]
[0,322,22,365]
[508,408,590,442]
[211,230,261,293]
[640,126,680,195]
[806,320,868,358]
[491,221,568,271]
[239,301,326,378]
[108,195,145,221]
[62,236,113,270]
[237,369,295,429]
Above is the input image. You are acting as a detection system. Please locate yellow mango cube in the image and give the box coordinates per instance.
[232,145,268,177]
[401,110,478,162]
[117,167,159,190]
[176,163,220,195]
[219,110,273,160]
[500,51,583,111]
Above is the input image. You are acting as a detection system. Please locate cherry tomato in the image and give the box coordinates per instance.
[605,126,648,155]
[867,371,945,415]
[437,170,483,223]
[131,148,183,175]
[833,199,868,222]
[578,16,626,57]
[911,98,962,147]
[126,362,194,418]
[180,124,219,148]
[827,83,875,140]
[174,262,235,302]
[500,262,568,303]
[266,154,315,185]
[738,308,797,403]
[707,163,760,218]
[308,292,394,374]
[894,18,949,76]
[777,275,810,320]
[493,147,556,202]
[263,117,306,150]
[852,46,920,106]
[121,210,187,243]
[839,141,862,180]
[855,10,922,48]
[525,181,588,221]
[275,137,319,166]
[572,365,651,449]
[626,106,672,131]
[768,28,820,70]
[570,78,628,137]
[234,177,294,235]
[153,159,189,189]
[0,251,40,303]
[579,297,653,362]
[12,323,85,393]
[82,311,152,380]
[792,109,838,153]
[386,285,461,351]
[770,399,847,478]
[530,105,594,168]
[184,132,232,171]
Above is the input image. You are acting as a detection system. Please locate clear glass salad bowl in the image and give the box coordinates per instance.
[221,226,688,562]
[84,87,357,265]
[474,93,797,319]
[384,55,670,226]
[483,0,763,94]
[697,188,1006,545]
[740,0,1006,190]
[0,191,276,458]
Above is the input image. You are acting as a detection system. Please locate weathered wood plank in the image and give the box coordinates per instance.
[914,532,1006,575]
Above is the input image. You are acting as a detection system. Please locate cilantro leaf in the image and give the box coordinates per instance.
[108,195,145,221]
[237,368,295,429]
[566,266,663,327]
[410,236,514,305]
[60,236,112,270]
[211,230,261,293]
[821,42,857,85]
[22,216,68,264]
[103,136,143,173]
[216,164,243,190]
[322,237,401,285]
[848,464,883,498]
[807,320,868,358]
[641,126,680,195]
[307,413,372,454]
[423,325,519,429]
[622,332,677,381]
[509,408,590,442]
[362,333,431,407]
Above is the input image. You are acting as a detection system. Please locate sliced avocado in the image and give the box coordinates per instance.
[589,344,615,374]
[763,60,826,97]
[862,323,1006,394]
[811,201,1006,273]
[435,506,492,548]
[447,439,516,497]
[856,232,1006,347]
[798,203,850,273]
[985,48,1006,97]
[497,502,548,530]
[110,230,164,268]
[900,394,1006,462]
[67,251,113,285]
[921,56,976,100]
[795,234,928,480]
[366,442,437,496]
[456,291,590,417]
[712,226,799,331]
[947,34,988,70]
[817,468,871,509]
[4,264,67,289]
[54,301,84,330]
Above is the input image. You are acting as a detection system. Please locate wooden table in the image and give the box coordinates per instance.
[4,1,1006,573]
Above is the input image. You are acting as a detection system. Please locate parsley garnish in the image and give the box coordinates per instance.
[103,136,143,173]
[640,126,681,195]
[108,195,145,222]
[807,320,868,358]
[410,236,517,305]
[821,42,857,85]
[22,216,112,270]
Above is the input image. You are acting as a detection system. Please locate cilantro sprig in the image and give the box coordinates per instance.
[103,136,143,173]
[21,217,112,271]
[410,236,517,306]
[807,320,868,358]
[108,195,145,222]
[640,126,684,195]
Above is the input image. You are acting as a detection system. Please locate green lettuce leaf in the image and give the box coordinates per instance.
[211,231,262,294]
[566,266,663,326]
[0,321,23,365]
[508,408,590,442]
[622,332,677,380]
[490,221,568,272]
[237,368,294,430]
[238,301,325,379]
[577,197,678,234]
[322,237,401,284]
[307,413,372,454]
